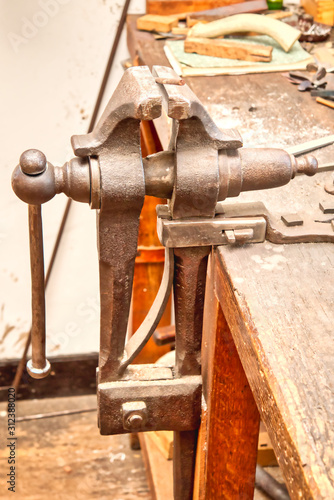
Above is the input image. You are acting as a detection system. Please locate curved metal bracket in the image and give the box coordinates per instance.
[118,247,174,375]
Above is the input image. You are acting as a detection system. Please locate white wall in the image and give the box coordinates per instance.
[0,0,145,359]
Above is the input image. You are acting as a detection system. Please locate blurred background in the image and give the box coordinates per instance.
[0,0,147,361]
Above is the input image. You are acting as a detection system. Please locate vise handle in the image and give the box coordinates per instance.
[18,150,50,379]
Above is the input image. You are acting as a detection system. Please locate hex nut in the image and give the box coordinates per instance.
[122,401,147,431]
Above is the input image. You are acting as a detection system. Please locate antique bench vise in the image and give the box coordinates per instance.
[12,66,325,499]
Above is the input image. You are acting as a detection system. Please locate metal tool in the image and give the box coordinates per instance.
[310,89,334,99]
[12,65,328,500]
[284,71,328,92]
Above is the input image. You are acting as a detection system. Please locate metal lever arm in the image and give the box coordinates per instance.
[17,150,50,379]
[26,203,50,379]
[12,149,92,379]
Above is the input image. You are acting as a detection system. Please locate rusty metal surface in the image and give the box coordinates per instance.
[11,64,330,500]
[158,209,266,248]
[255,465,290,500]
[98,365,202,435]
[26,204,50,379]
[216,202,334,244]
[152,65,242,149]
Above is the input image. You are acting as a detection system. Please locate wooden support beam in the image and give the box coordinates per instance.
[194,254,260,499]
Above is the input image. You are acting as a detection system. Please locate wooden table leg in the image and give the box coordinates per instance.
[195,252,260,500]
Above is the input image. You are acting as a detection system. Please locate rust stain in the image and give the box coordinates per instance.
[15,331,29,347]
[0,324,15,344]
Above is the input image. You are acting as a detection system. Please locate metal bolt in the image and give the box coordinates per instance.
[20,149,47,176]
[126,413,144,430]
[122,401,147,431]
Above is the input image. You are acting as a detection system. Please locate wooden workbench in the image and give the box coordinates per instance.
[127,16,334,500]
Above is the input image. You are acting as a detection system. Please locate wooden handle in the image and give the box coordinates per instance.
[189,13,301,53]
[316,97,334,109]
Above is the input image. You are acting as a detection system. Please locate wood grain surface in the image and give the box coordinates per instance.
[196,258,260,499]
[127,17,334,499]
[184,37,272,62]
[146,0,247,15]
[137,14,178,33]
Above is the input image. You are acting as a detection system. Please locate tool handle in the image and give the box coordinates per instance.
[13,150,52,379]
[27,204,51,379]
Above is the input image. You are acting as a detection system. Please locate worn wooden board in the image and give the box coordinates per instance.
[146,430,174,459]
[146,0,249,15]
[198,258,260,499]
[127,17,334,499]
[188,0,268,21]
[0,395,151,500]
[214,239,334,499]
[212,167,334,499]
[184,37,272,62]
[137,14,178,32]
[127,15,334,151]
[139,432,174,500]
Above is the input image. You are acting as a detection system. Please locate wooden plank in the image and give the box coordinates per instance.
[147,0,248,15]
[143,375,276,467]
[193,257,260,499]
[139,433,174,500]
[145,431,174,460]
[258,423,277,467]
[185,37,272,62]
[265,10,294,19]
[188,0,268,21]
[137,14,178,33]
[214,241,334,499]
[172,26,190,35]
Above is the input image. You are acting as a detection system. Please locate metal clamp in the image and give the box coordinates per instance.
[11,64,327,500]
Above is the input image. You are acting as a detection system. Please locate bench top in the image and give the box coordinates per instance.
[127,15,334,499]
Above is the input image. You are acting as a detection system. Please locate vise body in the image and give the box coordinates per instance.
[12,65,327,500]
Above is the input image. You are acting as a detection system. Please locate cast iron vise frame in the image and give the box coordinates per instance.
[11,65,331,500]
